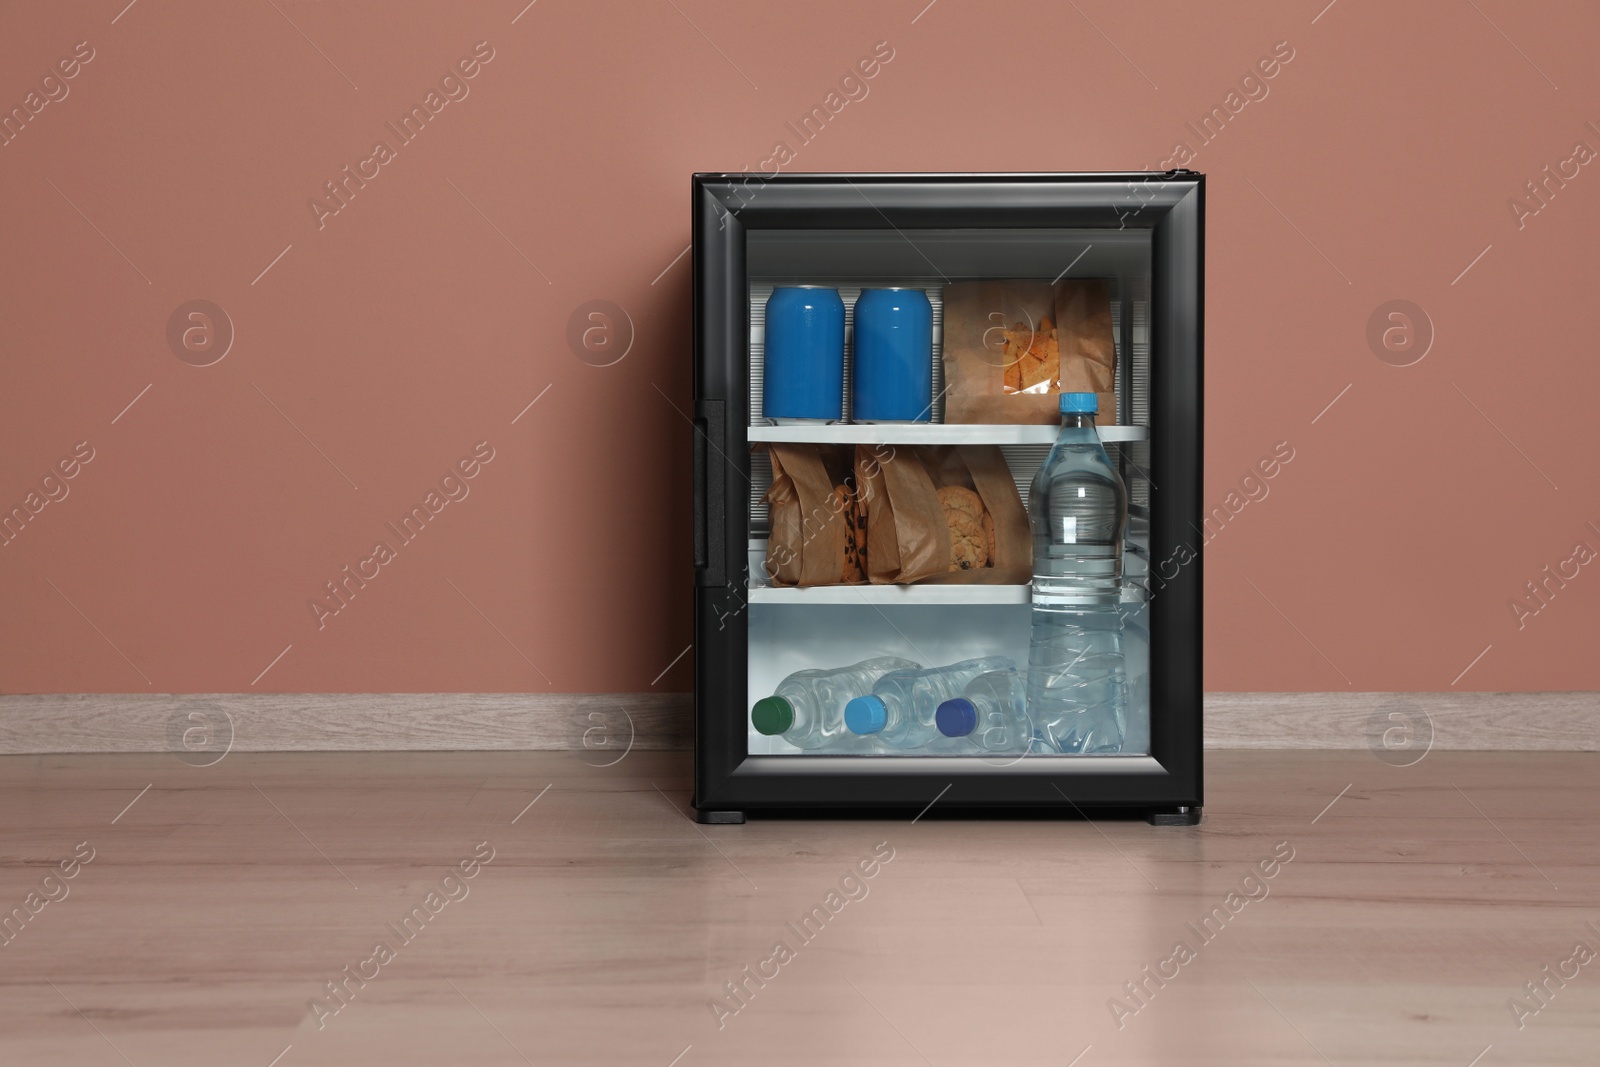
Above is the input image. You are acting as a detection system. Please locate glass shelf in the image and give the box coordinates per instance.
[746,583,1032,606]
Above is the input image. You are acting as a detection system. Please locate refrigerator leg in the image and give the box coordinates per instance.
[1148,806,1201,826]
[696,810,746,825]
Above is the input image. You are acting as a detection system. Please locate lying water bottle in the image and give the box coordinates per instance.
[844,656,1015,749]
[1027,392,1128,754]
[935,669,1032,754]
[751,657,919,750]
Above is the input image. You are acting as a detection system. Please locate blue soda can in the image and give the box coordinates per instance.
[852,288,932,422]
[762,287,845,421]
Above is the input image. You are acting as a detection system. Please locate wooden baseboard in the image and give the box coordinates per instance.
[1202,691,1600,751]
[0,692,1595,754]
[0,693,692,755]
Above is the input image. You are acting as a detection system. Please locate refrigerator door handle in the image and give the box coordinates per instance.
[693,399,726,587]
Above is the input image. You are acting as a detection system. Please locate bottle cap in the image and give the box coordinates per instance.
[844,695,887,735]
[751,696,794,735]
[936,698,978,737]
[1059,392,1098,414]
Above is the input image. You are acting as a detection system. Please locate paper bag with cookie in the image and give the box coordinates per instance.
[941,278,1117,424]
[761,443,865,588]
[857,444,1030,585]
[917,445,1032,584]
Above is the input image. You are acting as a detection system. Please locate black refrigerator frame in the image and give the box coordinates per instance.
[690,171,1203,823]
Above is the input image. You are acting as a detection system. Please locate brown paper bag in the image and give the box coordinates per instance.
[763,449,804,587]
[856,442,900,581]
[857,444,1030,585]
[858,443,947,585]
[762,444,864,587]
[942,279,1117,424]
[917,446,1032,585]
[1056,278,1116,404]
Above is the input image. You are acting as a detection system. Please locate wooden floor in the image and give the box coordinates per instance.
[1,750,1595,1066]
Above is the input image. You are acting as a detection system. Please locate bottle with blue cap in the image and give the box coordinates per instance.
[844,656,1014,749]
[935,668,1033,754]
[1026,391,1129,753]
[751,657,918,750]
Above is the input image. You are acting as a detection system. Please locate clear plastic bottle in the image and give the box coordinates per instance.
[935,669,1032,755]
[1026,392,1128,754]
[1118,580,1151,755]
[751,657,918,750]
[844,656,1015,749]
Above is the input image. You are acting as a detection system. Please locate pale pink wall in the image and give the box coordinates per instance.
[2,0,1596,694]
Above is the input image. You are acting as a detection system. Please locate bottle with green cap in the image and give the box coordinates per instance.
[844,656,1015,749]
[935,668,1033,754]
[751,657,918,750]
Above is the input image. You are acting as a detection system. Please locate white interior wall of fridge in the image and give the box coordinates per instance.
[746,603,1033,755]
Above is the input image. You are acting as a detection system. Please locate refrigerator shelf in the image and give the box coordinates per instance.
[747,424,1149,445]
[746,583,1031,606]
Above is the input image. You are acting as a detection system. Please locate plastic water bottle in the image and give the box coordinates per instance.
[1119,582,1151,755]
[751,657,918,750]
[844,656,1015,749]
[1026,392,1128,754]
[1118,546,1153,754]
[935,669,1032,754]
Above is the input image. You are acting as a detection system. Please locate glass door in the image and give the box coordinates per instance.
[742,227,1153,758]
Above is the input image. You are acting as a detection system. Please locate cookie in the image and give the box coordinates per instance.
[937,484,984,522]
[1001,320,1060,394]
[937,484,989,571]
[1022,332,1059,392]
[834,483,865,582]
[947,508,987,571]
[855,481,868,565]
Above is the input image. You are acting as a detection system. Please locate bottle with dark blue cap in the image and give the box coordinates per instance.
[935,669,1032,754]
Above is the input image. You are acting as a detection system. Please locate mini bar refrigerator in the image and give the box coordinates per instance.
[690,172,1203,823]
